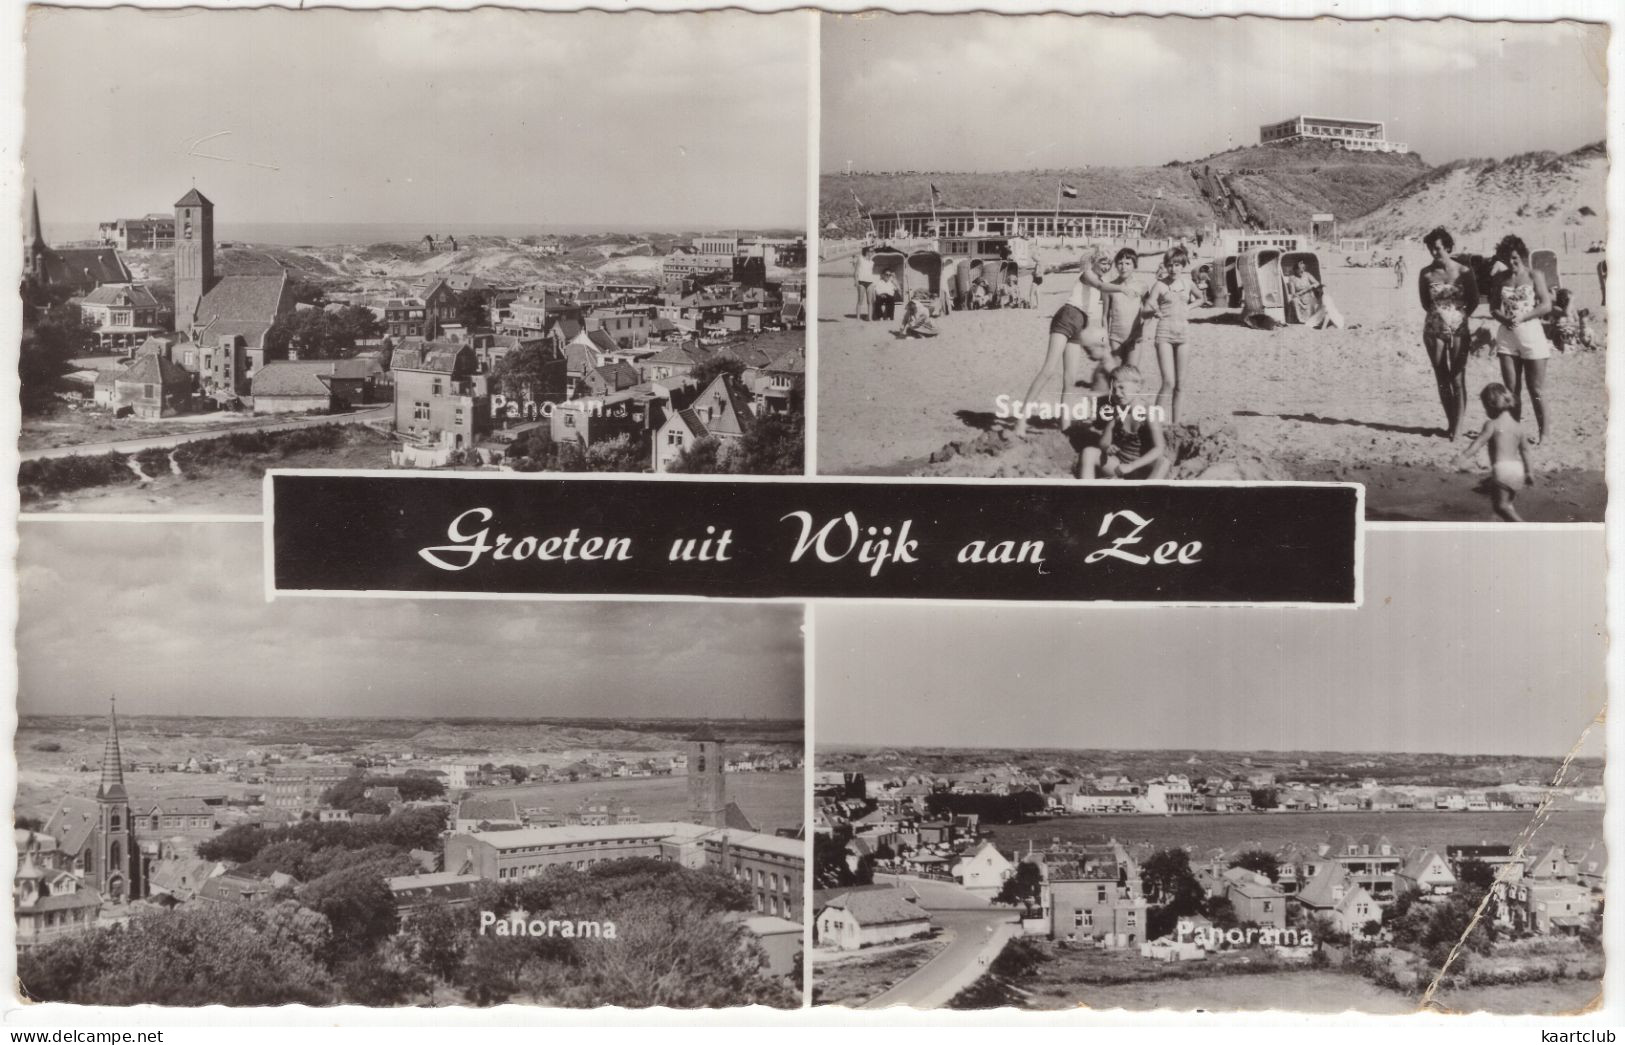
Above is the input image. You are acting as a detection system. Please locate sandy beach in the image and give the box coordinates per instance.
[815,250,1607,521]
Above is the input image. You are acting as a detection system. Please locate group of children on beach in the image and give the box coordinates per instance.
[1011,244,1199,481]
[1004,238,1560,515]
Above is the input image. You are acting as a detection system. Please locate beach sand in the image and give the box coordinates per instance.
[815,252,1607,522]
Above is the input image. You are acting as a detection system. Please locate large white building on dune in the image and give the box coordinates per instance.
[1259,116,1409,154]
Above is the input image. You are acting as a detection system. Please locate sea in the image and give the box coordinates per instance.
[43,221,794,248]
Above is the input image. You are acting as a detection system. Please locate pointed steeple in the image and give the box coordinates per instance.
[27,187,42,248]
[97,698,127,802]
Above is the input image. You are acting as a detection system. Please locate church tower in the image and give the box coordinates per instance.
[23,187,46,285]
[173,188,215,333]
[686,725,728,828]
[93,699,140,902]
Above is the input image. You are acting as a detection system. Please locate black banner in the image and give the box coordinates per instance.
[267,472,1360,604]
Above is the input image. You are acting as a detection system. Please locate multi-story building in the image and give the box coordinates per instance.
[266,763,355,813]
[1259,115,1409,153]
[98,214,177,251]
[1044,848,1149,948]
[78,284,166,350]
[391,341,492,450]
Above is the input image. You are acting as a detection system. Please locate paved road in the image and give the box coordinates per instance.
[859,874,1020,1009]
[22,406,393,461]
[862,909,1019,1009]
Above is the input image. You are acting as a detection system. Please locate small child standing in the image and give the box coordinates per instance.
[1456,383,1535,522]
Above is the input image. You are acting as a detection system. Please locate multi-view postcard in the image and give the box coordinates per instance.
[5,0,1617,1032]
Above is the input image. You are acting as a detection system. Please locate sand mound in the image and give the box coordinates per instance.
[1344,142,1606,247]
[914,422,1295,481]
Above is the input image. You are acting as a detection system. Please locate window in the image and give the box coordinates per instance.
[432,379,444,396]
[1263,900,1274,913]
[1074,911,1084,928]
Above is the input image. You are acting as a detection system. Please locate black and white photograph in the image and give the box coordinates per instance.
[13,522,807,1007]
[18,7,810,516]
[812,528,1605,1013]
[816,15,1607,522]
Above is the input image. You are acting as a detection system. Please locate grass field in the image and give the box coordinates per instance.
[813,938,949,1007]
[479,771,804,836]
[985,808,1605,855]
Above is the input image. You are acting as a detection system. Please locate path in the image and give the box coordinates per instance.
[22,406,393,461]
[860,874,1021,1009]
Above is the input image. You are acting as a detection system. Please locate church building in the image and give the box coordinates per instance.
[42,701,145,903]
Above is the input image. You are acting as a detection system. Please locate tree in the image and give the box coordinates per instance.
[453,289,489,332]
[995,862,1043,907]
[264,306,381,361]
[1249,787,1279,810]
[502,764,531,784]
[733,409,803,475]
[20,304,96,414]
[1456,857,1497,891]
[1140,849,1199,906]
[298,863,400,963]
[685,353,747,395]
[1228,850,1281,883]
[492,344,561,401]
[669,434,725,474]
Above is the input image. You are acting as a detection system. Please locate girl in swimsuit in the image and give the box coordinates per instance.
[1417,226,1478,440]
[1489,234,1554,444]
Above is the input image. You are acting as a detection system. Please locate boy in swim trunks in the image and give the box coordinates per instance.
[1455,382,1534,522]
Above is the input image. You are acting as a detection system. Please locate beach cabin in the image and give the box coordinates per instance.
[1531,248,1561,292]
[869,248,907,319]
[1281,250,1323,325]
[1237,247,1286,327]
[905,251,944,306]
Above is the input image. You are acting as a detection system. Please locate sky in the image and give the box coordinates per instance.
[822,15,1608,172]
[816,529,1606,759]
[23,7,810,230]
[16,523,804,722]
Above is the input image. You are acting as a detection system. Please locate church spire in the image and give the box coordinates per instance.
[97,698,127,802]
[27,187,42,248]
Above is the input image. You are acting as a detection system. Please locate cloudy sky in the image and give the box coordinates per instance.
[24,7,809,229]
[17,523,803,722]
[822,15,1607,171]
[817,529,1606,758]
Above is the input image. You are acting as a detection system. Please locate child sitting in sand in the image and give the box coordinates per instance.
[1455,382,1535,522]
[1084,365,1170,481]
[898,296,939,338]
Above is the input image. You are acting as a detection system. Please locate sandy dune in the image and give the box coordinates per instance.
[815,252,1607,521]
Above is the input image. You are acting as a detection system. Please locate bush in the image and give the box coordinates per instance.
[18,452,136,498]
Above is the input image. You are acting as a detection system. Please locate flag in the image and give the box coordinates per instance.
[930,183,942,206]
[1060,181,1079,199]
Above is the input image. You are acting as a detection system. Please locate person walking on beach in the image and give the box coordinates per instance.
[1011,246,1138,439]
[1456,382,1534,522]
[1417,226,1478,440]
[1394,254,1408,290]
[1490,234,1555,444]
[854,246,875,320]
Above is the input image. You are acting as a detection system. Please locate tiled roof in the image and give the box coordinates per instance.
[82,283,159,308]
[193,273,291,346]
[38,247,132,289]
[820,889,931,927]
[174,188,213,207]
[251,361,337,398]
[392,341,470,374]
[118,353,193,389]
[44,796,102,858]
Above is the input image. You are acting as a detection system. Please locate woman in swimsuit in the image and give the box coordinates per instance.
[1489,234,1554,444]
[1416,226,1479,440]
